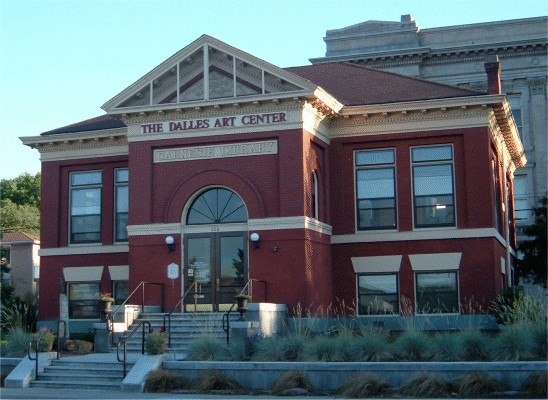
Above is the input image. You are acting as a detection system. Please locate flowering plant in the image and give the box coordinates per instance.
[145,326,169,354]
[32,327,55,352]
[98,292,115,302]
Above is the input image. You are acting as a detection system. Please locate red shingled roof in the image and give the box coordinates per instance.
[285,62,482,105]
[1,232,39,243]
[40,62,483,135]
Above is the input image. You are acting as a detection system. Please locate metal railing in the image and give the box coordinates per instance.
[116,320,151,378]
[222,279,267,345]
[108,281,165,346]
[162,281,199,348]
[27,320,67,380]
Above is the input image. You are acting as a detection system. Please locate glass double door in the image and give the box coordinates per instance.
[184,232,247,311]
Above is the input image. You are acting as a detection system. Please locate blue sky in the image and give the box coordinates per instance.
[1,0,546,180]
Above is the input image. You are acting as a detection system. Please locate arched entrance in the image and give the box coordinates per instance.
[184,187,248,311]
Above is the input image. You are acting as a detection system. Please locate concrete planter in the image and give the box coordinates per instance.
[163,360,547,392]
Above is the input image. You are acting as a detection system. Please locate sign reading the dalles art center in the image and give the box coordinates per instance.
[141,111,287,134]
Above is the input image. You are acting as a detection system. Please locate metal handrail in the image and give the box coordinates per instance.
[222,279,267,345]
[162,281,199,348]
[27,320,67,380]
[108,281,165,346]
[116,320,151,378]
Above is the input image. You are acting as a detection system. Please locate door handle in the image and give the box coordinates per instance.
[216,278,220,292]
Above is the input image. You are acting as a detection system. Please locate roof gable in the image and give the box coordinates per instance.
[102,35,316,113]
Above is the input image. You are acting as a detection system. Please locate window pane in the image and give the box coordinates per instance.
[71,171,102,186]
[357,168,396,229]
[113,281,129,304]
[356,149,394,166]
[412,146,452,162]
[416,272,458,314]
[413,165,453,195]
[358,274,398,315]
[68,283,100,319]
[72,188,101,215]
[115,169,128,183]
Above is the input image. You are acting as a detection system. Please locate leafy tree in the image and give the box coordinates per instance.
[517,197,547,285]
[0,172,41,208]
[0,172,41,237]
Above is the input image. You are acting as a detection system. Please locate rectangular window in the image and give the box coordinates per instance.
[115,169,129,242]
[68,282,100,318]
[358,274,399,315]
[415,272,458,314]
[412,145,455,228]
[112,280,129,304]
[508,96,523,142]
[356,149,396,230]
[514,175,530,221]
[70,171,102,244]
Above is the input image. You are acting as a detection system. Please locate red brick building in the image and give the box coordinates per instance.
[21,36,524,327]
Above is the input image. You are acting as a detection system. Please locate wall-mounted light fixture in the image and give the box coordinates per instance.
[165,236,176,252]
[250,232,260,250]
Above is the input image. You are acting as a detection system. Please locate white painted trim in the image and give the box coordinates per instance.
[108,265,129,280]
[63,266,103,282]
[40,244,128,257]
[351,255,402,273]
[125,217,332,237]
[331,227,506,245]
[127,223,181,236]
[248,216,332,235]
[409,253,462,271]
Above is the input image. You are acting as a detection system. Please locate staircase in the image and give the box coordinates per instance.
[29,355,135,390]
[122,312,240,354]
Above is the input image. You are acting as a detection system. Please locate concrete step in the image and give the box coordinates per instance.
[29,380,121,390]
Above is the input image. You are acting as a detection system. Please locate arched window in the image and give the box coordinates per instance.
[187,188,248,225]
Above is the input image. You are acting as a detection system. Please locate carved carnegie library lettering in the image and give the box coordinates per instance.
[154,140,278,163]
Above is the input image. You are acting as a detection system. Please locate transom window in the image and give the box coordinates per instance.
[358,274,399,315]
[187,188,248,225]
[70,171,102,244]
[412,145,455,228]
[355,149,397,230]
[415,271,459,314]
[114,169,129,242]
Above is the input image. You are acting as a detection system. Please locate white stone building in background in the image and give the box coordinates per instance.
[311,15,547,239]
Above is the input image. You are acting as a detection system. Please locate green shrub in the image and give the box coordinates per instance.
[521,371,547,398]
[348,333,390,361]
[144,369,189,392]
[0,294,38,334]
[3,328,31,356]
[399,373,453,398]
[394,331,432,361]
[186,336,227,361]
[336,373,389,398]
[271,370,313,395]
[189,369,241,392]
[303,336,341,362]
[457,330,491,361]
[492,323,534,361]
[530,323,547,359]
[252,334,306,361]
[144,332,168,354]
[493,287,546,325]
[456,372,505,398]
[431,333,460,361]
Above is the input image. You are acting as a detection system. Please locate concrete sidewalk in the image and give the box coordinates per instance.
[0,387,338,399]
